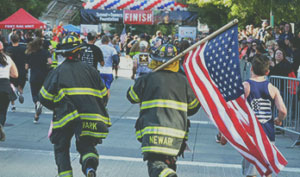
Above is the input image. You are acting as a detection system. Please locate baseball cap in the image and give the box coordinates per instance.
[139,41,149,50]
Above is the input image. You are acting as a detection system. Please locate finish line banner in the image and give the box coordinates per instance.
[81,9,198,25]
[124,10,153,25]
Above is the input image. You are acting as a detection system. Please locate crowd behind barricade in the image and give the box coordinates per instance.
[238,21,300,81]
[238,20,300,149]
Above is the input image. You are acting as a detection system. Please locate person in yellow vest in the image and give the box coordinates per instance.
[129,33,149,57]
[45,32,58,69]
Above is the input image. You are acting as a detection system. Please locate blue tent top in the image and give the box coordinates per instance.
[63,24,80,34]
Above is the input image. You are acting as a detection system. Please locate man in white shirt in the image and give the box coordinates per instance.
[95,35,118,97]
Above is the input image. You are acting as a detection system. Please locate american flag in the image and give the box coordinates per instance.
[120,26,127,44]
[183,25,287,176]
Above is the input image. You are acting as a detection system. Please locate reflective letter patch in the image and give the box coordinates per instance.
[82,121,98,131]
[149,136,173,146]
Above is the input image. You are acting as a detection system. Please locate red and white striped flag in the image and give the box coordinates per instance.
[183,25,287,176]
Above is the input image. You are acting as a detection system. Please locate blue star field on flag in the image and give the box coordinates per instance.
[203,25,244,102]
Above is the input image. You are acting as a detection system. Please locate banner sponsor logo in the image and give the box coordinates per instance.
[81,9,123,24]
[96,11,123,22]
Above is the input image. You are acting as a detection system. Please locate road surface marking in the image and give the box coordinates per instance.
[0,147,299,173]
[8,110,212,125]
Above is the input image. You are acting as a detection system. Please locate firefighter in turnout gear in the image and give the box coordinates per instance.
[131,40,152,80]
[127,44,200,177]
[39,35,110,177]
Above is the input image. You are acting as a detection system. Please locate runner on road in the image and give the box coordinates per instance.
[127,44,200,177]
[39,35,110,177]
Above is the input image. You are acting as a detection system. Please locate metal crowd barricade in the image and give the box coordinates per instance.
[269,76,300,147]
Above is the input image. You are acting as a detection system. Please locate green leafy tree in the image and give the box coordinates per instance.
[0,0,51,21]
[188,1,230,32]
[229,0,300,27]
[188,0,300,30]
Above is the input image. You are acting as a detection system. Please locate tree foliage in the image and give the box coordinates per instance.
[188,0,300,30]
[0,0,51,21]
[188,1,230,32]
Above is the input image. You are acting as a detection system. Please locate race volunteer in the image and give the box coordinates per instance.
[39,35,110,177]
[127,44,200,177]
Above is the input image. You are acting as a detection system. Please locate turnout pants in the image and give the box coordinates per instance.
[30,81,44,104]
[53,122,99,177]
[145,153,178,177]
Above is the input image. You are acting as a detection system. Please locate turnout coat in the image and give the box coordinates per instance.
[39,59,110,143]
[127,70,200,157]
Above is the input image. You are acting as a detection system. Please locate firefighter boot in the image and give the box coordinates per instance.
[86,167,96,177]
[147,160,177,177]
[81,153,99,177]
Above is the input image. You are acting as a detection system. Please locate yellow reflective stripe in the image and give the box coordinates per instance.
[141,99,187,112]
[40,86,54,101]
[53,110,79,129]
[80,113,111,126]
[82,153,99,162]
[68,37,73,43]
[54,87,107,102]
[129,86,140,102]
[59,170,72,177]
[80,131,108,138]
[137,126,185,139]
[136,130,142,139]
[185,134,188,140]
[129,51,140,56]
[188,98,199,109]
[159,168,176,177]
[142,146,179,156]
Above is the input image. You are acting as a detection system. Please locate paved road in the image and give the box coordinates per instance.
[0,57,299,177]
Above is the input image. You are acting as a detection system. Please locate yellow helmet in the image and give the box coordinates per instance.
[56,35,82,57]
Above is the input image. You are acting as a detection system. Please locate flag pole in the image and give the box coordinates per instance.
[153,19,239,72]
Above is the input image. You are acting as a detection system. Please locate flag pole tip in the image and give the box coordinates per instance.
[233,19,239,24]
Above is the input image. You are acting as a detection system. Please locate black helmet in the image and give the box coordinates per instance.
[56,35,82,57]
[150,44,177,63]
